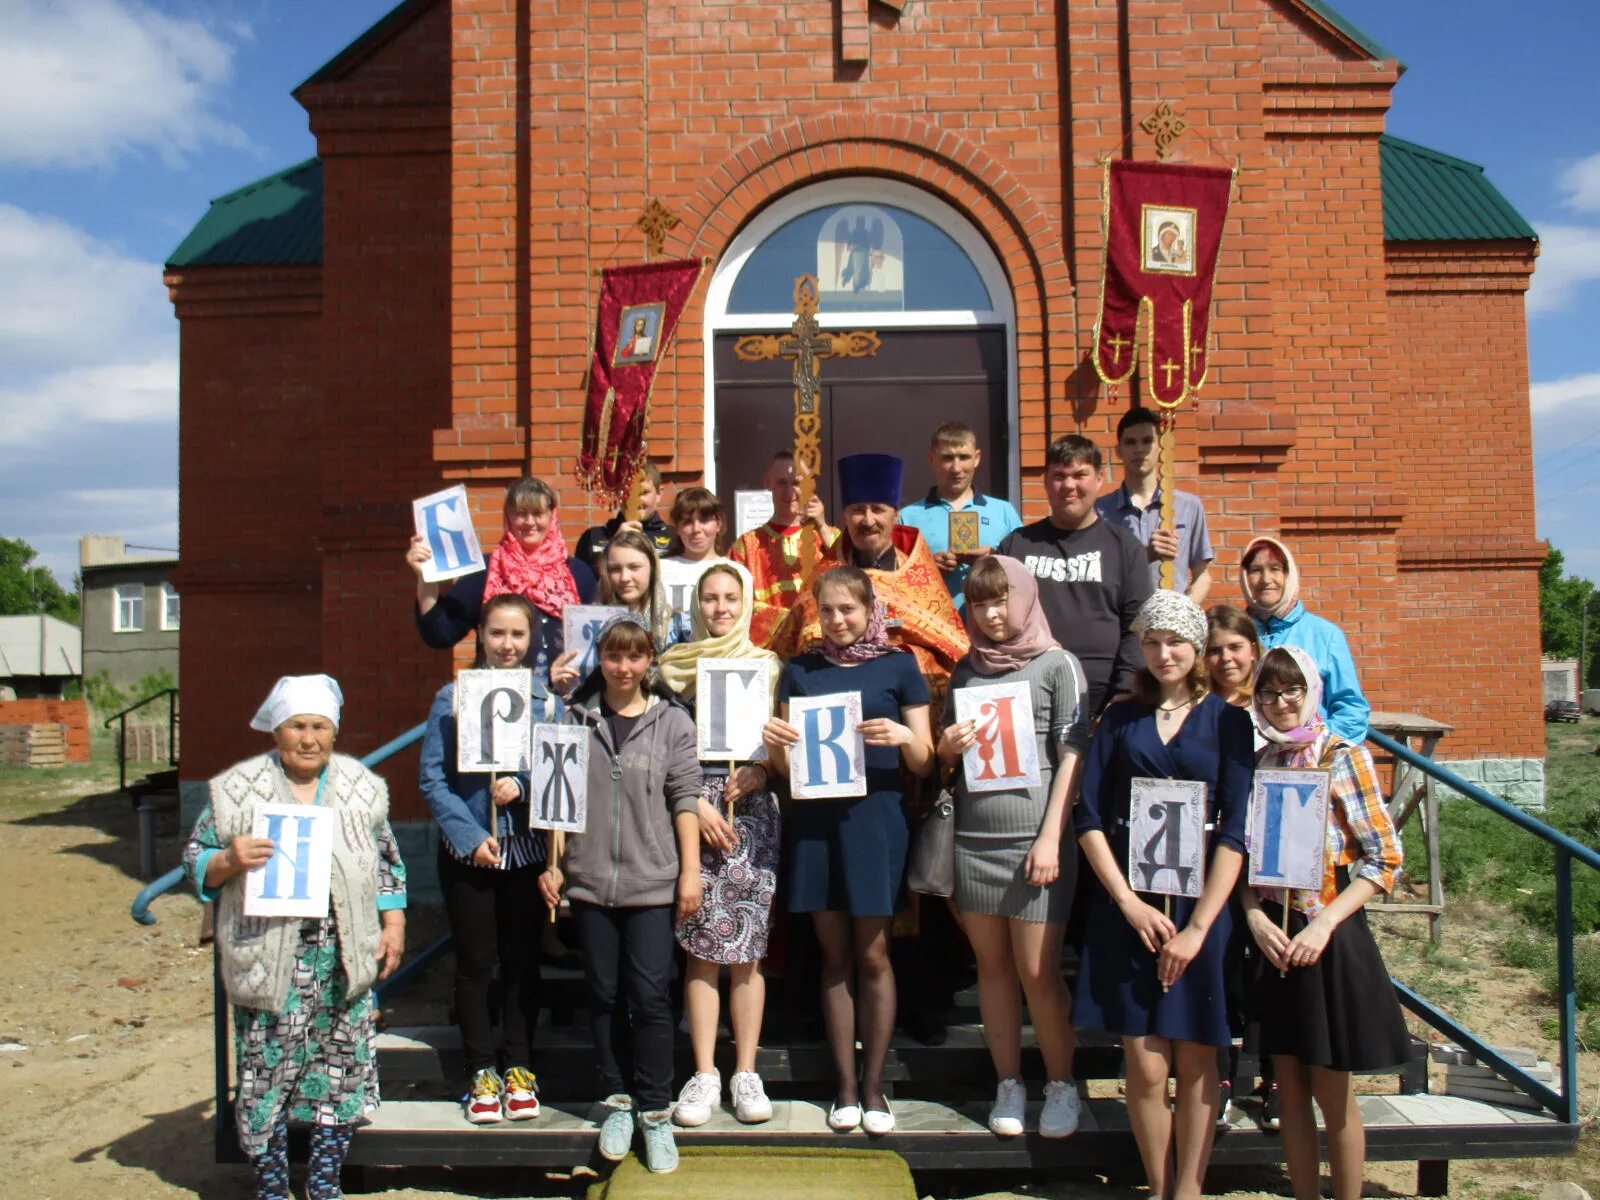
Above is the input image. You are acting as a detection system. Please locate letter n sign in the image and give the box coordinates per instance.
[789,691,866,799]
[412,485,485,582]
[1247,768,1330,893]
[244,803,335,918]
[954,681,1041,794]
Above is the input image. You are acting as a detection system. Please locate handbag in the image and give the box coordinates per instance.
[906,783,957,897]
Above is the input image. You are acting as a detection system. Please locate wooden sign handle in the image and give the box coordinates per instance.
[1279,887,1291,978]
[547,829,565,923]
[1161,893,1173,994]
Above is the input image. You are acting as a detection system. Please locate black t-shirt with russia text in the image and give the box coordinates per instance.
[998,516,1153,719]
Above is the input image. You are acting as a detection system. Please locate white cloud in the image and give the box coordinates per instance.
[0,203,170,368]
[0,0,247,169]
[0,355,177,449]
[1526,222,1600,316]
[1531,372,1600,416]
[1559,151,1600,215]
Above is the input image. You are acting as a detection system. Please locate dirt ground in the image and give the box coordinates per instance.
[1,758,1594,1199]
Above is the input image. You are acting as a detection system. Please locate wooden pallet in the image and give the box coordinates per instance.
[0,723,66,767]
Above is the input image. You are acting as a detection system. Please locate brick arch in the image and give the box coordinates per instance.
[665,113,1075,467]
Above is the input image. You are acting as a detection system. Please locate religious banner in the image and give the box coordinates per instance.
[1092,160,1234,409]
[954,681,1041,794]
[577,258,706,504]
[1247,768,1331,892]
[455,669,533,774]
[1127,776,1207,899]
[789,692,866,800]
[562,605,628,679]
[696,659,772,761]
[530,724,588,833]
[244,804,334,919]
[412,485,485,582]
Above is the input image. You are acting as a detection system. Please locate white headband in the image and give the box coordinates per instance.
[250,674,344,733]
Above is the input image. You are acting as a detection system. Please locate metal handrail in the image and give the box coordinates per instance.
[103,687,179,793]
[1367,727,1598,1124]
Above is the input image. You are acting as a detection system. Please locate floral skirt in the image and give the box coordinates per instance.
[232,918,379,1157]
[674,778,780,965]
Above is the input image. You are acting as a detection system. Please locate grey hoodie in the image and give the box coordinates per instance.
[562,690,703,908]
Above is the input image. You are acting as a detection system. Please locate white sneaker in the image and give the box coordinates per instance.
[730,1071,773,1123]
[672,1070,721,1127]
[988,1077,1026,1137]
[1039,1079,1082,1139]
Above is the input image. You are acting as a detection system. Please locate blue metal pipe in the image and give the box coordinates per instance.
[359,722,427,769]
[130,865,187,925]
[1366,729,1600,873]
[375,932,454,1004]
[1556,851,1580,1124]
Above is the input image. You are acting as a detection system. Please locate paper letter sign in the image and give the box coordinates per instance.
[530,724,588,832]
[949,510,981,555]
[412,485,485,582]
[954,682,1040,794]
[1248,768,1331,892]
[244,803,334,918]
[455,669,533,774]
[563,605,628,679]
[1127,777,1207,899]
[789,692,866,799]
[696,658,772,761]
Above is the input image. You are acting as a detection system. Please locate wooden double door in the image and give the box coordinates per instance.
[712,327,1010,514]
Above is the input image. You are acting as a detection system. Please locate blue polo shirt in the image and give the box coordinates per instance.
[898,488,1024,610]
[1093,483,1214,593]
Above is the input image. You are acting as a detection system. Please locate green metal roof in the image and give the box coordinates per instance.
[1293,0,1397,63]
[1380,135,1538,243]
[166,158,323,269]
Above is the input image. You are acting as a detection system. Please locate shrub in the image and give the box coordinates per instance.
[1539,936,1600,1011]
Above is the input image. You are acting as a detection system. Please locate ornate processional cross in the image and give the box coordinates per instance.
[733,274,880,583]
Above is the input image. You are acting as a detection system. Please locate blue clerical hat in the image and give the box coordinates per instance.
[837,453,904,508]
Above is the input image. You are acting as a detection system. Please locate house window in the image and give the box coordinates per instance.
[114,584,144,633]
[160,583,180,632]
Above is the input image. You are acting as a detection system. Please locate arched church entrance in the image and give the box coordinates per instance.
[703,179,1017,517]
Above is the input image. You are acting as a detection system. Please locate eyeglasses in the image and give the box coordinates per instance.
[1258,686,1306,706]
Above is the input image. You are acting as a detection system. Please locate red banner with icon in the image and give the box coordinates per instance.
[1092,160,1233,409]
[577,258,705,504]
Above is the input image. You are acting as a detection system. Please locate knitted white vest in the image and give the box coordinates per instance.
[209,752,389,1012]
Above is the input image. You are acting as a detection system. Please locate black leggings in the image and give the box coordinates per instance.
[438,849,546,1078]
[571,899,676,1111]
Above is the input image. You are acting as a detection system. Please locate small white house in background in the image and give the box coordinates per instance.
[1541,658,1579,705]
[0,615,82,700]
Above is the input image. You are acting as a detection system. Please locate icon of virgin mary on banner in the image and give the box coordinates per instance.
[577,258,705,504]
[1092,160,1234,409]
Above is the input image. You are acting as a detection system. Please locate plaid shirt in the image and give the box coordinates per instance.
[1257,733,1403,917]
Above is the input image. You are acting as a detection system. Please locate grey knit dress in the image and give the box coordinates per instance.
[945,647,1087,922]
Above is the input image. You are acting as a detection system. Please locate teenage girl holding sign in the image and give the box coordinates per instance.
[763,566,935,1136]
[551,530,689,692]
[1072,591,1252,1200]
[658,561,782,1126]
[1241,645,1407,1200]
[937,555,1089,1139]
[418,595,558,1125]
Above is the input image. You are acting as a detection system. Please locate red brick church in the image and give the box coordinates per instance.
[166,0,1544,819]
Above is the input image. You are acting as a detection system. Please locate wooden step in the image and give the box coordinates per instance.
[344,1094,1578,1171]
[376,1024,1133,1091]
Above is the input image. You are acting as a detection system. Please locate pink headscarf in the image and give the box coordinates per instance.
[1240,535,1301,622]
[1250,644,1325,755]
[965,556,1058,676]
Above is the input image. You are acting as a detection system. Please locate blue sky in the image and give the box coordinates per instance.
[2,0,1598,584]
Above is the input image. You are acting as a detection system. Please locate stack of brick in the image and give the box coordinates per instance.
[1434,1043,1555,1113]
[0,700,89,765]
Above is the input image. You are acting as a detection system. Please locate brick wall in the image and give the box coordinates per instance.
[170,0,1545,780]
[0,699,90,763]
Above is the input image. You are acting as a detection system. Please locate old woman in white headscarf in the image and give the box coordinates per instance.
[181,674,407,1200]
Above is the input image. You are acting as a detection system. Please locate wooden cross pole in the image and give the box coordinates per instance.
[1157,410,1178,591]
[732,275,880,584]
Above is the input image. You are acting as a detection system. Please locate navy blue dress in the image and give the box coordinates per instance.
[779,651,930,917]
[1070,693,1252,1047]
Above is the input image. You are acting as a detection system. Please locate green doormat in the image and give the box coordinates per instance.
[586,1145,917,1199]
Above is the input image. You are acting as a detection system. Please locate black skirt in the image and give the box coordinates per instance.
[1251,895,1411,1073]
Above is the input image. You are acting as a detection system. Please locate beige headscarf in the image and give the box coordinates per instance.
[1240,535,1301,622]
[657,561,780,702]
